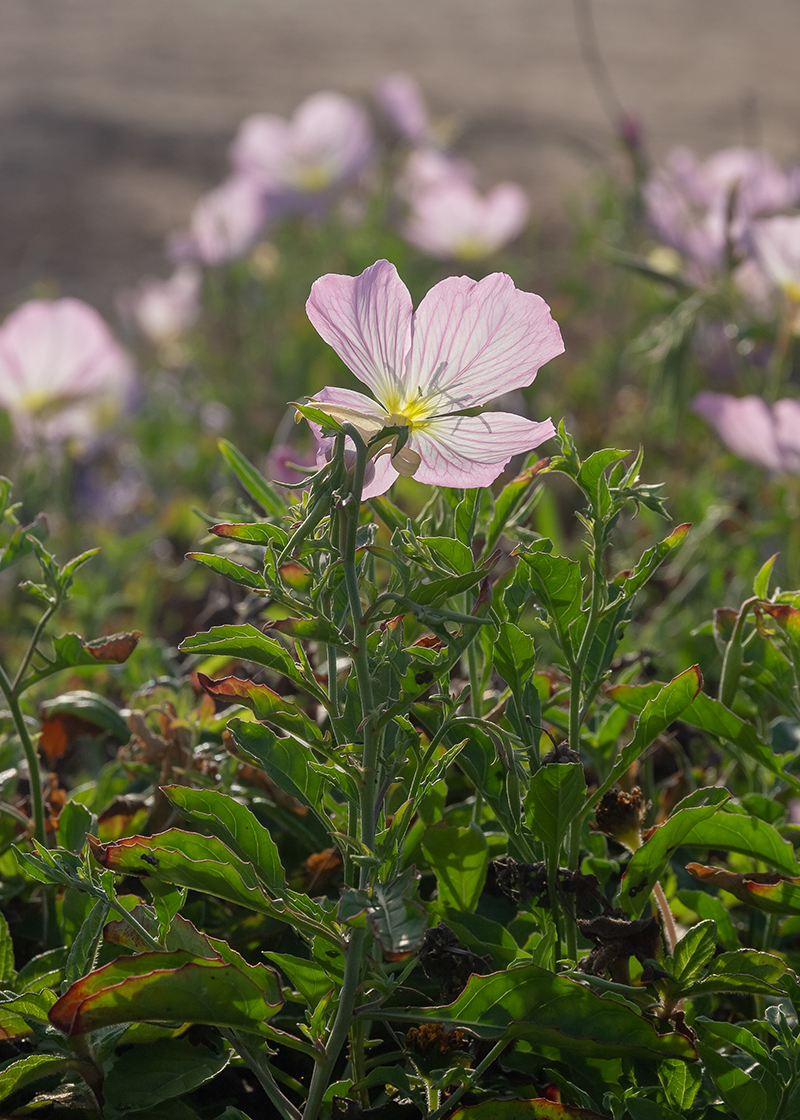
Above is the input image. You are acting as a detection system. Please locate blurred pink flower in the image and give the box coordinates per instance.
[751,215,800,301]
[376,73,432,144]
[0,299,136,447]
[230,92,373,211]
[644,147,800,281]
[395,147,475,201]
[266,443,317,487]
[693,392,800,473]
[402,179,530,260]
[169,176,267,267]
[118,263,201,347]
[304,259,562,496]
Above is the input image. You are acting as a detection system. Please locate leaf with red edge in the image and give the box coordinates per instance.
[451,1101,608,1120]
[761,603,800,648]
[197,673,320,740]
[687,862,800,915]
[49,950,282,1035]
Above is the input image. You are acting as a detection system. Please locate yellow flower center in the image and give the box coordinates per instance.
[294,164,334,193]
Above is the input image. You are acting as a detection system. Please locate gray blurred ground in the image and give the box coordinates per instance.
[1,0,799,312]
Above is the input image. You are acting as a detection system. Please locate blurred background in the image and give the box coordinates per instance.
[3,0,799,313]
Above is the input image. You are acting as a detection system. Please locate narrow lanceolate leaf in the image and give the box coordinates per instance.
[385,965,694,1060]
[49,950,282,1035]
[210,521,288,548]
[181,624,327,702]
[687,862,800,916]
[218,438,286,517]
[197,673,321,741]
[619,790,728,917]
[594,666,702,803]
[614,523,690,601]
[516,543,583,657]
[227,718,326,818]
[161,786,284,891]
[696,1041,766,1120]
[186,552,268,591]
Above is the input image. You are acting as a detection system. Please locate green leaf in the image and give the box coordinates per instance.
[42,690,131,744]
[696,1040,766,1120]
[264,953,335,1005]
[624,1102,683,1120]
[613,522,690,601]
[686,949,793,997]
[196,672,321,741]
[103,1038,230,1119]
[657,1057,702,1112]
[186,552,267,591]
[598,666,702,798]
[485,461,547,556]
[218,438,285,516]
[227,718,326,818]
[64,897,110,986]
[682,808,800,875]
[162,785,284,891]
[493,623,537,699]
[58,547,100,585]
[422,823,490,912]
[619,789,729,917]
[56,800,93,854]
[339,869,426,960]
[0,1054,74,1103]
[15,947,67,993]
[526,762,586,858]
[676,889,739,951]
[754,553,780,599]
[517,543,583,657]
[49,950,282,1035]
[412,570,489,607]
[451,1101,608,1120]
[210,522,288,548]
[669,919,717,988]
[0,911,15,988]
[25,631,141,686]
[385,964,694,1060]
[179,624,298,682]
[576,448,630,505]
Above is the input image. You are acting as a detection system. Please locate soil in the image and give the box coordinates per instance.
[1,0,799,313]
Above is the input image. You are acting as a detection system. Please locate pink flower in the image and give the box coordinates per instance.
[266,443,317,487]
[230,92,373,211]
[402,179,529,260]
[304,259,562,497]
[395,147,475,201]
[644,147,800,281]
[376,74,432,144]
[118,263,201,347]
[751,215,800,301]
[0,299,136,447]
[169,176,267,267]
[693,392,800,473]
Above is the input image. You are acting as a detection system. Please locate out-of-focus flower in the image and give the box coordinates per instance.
[266,443,317,487]
[169,176,267,267]
[644,147,800,282]
[693,392,800,473]
[376,73,432,144]
[402,179,529,260]
[230,92,373,212]
[118,264,201,349]
[0,299,136,447]
[304,259,561,497]
[751,215,800,302]
[395,147,475,201]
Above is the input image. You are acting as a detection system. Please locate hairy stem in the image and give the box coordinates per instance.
[0,662,46,845]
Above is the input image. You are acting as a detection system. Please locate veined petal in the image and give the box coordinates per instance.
[693,392,783,471]
[308,385,388,441]
[406,272,564,409]
[410,411,555,488]
[306,261,412,404]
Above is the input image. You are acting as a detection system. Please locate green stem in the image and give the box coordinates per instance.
[0,662,45,845]
[303,928,366,1120]
[224,1029,302,1120]
[12,596,60,694]
[427,1038,508,1120]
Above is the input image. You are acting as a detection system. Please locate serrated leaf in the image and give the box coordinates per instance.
[517,544,583,656]
[385,964,694,1060]
[619,790,729,917]
[210,522,288,548]
[226,718,327,818]
[0,1054,74,1103]
[162,785,284,891]
[493,622,537,699]
[669,919,717,987]
[526,762,586,857]
[179,624,321,698]
[186,552,267,591]
[686,948,793,997]
[696,1040,766,1120]
[49,950,282,1035]
[196,672,320,741]
[682,809,800,875]
[26,631,141,686]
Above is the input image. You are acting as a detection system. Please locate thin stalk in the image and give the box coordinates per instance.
[0,662,45,845]
[427,1038,508,1120]
[224,1029,302,1120]
[12,596,60,693]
